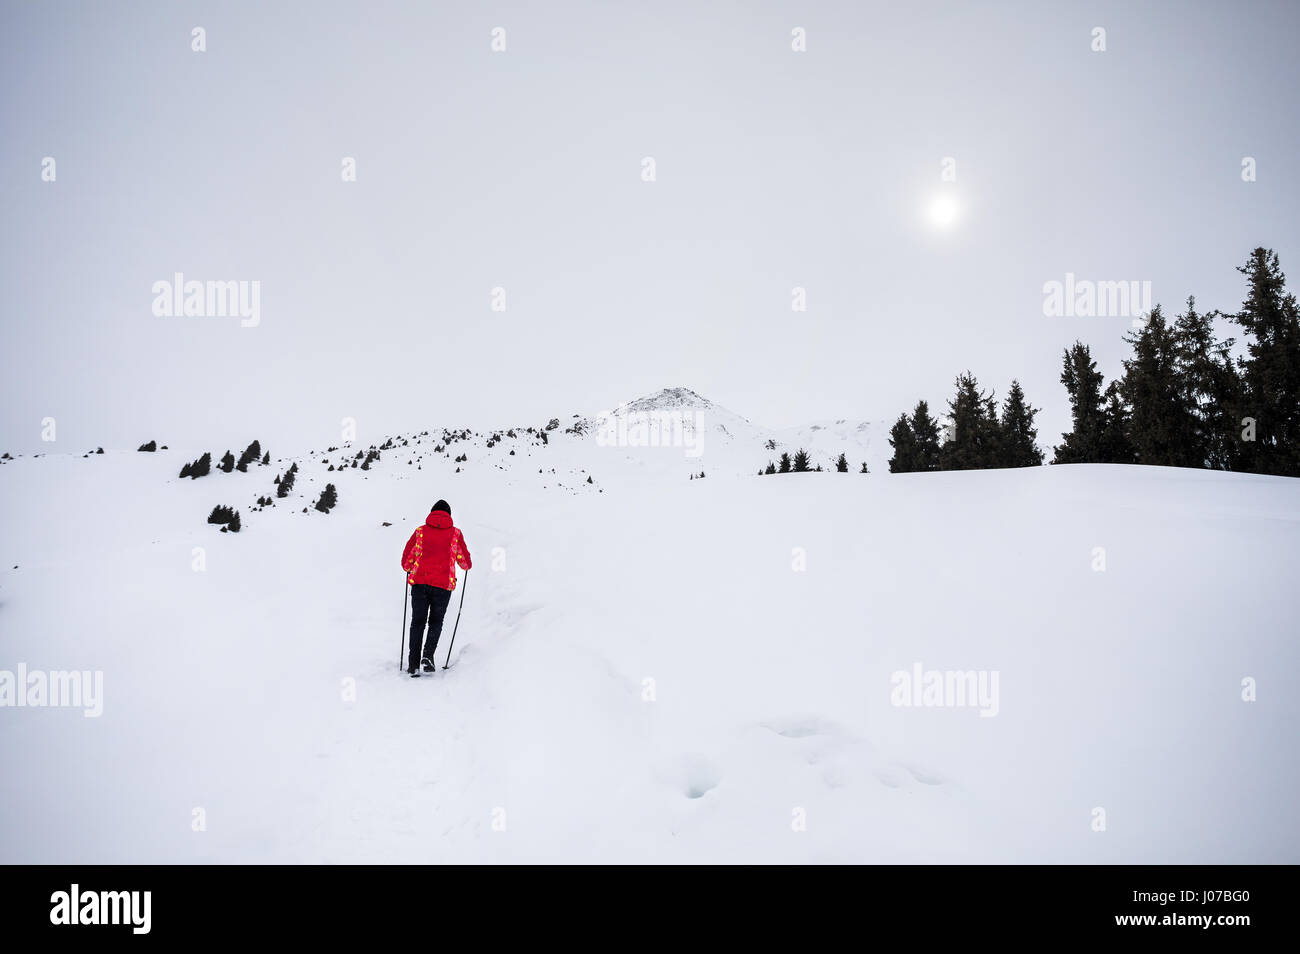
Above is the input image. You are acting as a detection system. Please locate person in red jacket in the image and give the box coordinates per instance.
[400,499,472,676]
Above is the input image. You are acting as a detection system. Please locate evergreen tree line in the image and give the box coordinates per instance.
[1054,249,1299,476]
[888,248,1300,478]
[758,449,868,475]
[179,441,267,479]
[889,379,1043,474]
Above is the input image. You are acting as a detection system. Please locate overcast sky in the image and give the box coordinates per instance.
[2,0,1297,455]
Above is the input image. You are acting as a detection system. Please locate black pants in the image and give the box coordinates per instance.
[409,584,453,669]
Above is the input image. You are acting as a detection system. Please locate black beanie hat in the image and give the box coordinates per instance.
[431,499,451,515]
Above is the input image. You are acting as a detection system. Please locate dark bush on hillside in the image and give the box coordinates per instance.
[314,483,338,514]
[181,452,211,479]
[207,504,236,525]
[236,440,261,472]
[276,462,298,498]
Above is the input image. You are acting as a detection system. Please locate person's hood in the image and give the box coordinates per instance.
[425,511,453,530]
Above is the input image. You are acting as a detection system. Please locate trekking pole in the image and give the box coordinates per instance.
[399,579,409,671]
[442,569,468,669]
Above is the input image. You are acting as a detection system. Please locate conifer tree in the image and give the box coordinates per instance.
[1173,297,1242,470]
[1053,343,1108,463]
[218,450,235,473]
[835,452,849,472]
[1098,381,1137,463]
[888,414,917,473]
[940,373,999,470]
[314,483,338,513]
[778,452,791,474]
[998,380,1043,467]
[236,440,262,472]
[983,393,1003,465]
[1228,248,1300,476]
[792,448,811,472]
[909,400,942,472]
[276,463,297,498]
[1120,306,1195,466]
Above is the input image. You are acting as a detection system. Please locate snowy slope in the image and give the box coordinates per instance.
[576,387,889,480]
[771,417,893,475]
[1,397,1298,863]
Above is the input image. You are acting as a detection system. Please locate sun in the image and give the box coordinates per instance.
[927,193,960,230]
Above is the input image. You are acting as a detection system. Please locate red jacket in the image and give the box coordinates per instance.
[401,511,471,590]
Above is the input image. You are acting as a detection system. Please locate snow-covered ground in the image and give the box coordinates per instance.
[1,390,1297,863]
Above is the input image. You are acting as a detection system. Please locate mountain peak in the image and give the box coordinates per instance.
[619,387,716,413]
